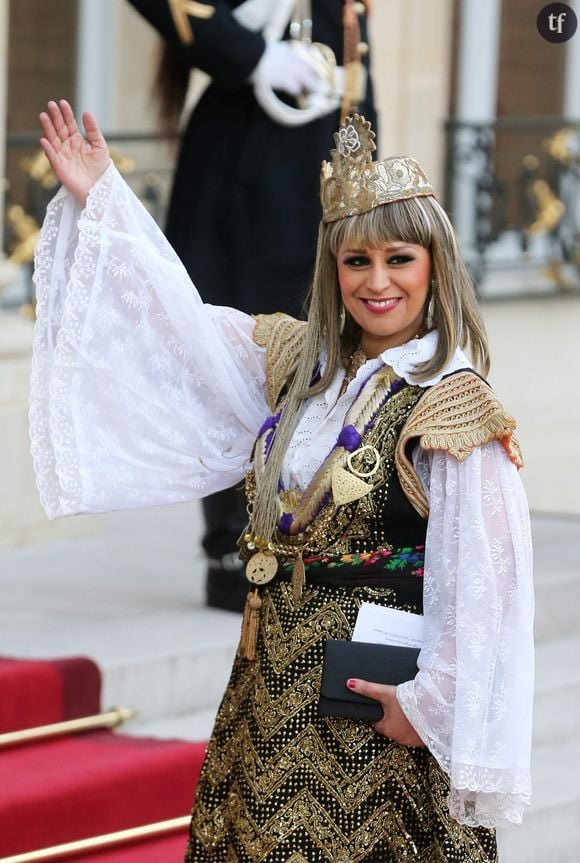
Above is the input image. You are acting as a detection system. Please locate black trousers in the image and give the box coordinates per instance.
[201,486,249,611]
[201,485,248,568]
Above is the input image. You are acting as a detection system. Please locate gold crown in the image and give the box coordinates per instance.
[320,115,435,223]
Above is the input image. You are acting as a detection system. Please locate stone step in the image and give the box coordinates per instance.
[534,570,580,642]
[128,708,217,742]
[101,611,239,720]
[0,597,241,721]
[532,514,580,643]
[533,633,580,747]
[497,737,580,863]
[9,595,576,740]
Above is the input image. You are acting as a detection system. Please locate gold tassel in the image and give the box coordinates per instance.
[240,589,262,661]
[240,590,253,657]
[291,554,305,602]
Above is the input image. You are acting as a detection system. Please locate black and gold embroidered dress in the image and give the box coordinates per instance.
[184,316,516,863]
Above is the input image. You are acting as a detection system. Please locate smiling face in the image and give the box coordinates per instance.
[337,241,431,357]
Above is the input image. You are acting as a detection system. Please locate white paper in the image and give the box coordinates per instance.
[352,602,424,648]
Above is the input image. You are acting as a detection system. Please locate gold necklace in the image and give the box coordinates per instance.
[339,348,367,397]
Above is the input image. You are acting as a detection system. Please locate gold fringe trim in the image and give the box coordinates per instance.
[395,371,524,519]
[252,312,290,348]
[253,313,308,412]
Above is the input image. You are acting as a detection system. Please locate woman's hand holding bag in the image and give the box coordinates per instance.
[347,679,426,747]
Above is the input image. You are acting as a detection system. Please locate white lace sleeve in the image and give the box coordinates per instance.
[30,163,268,518]
[396,442,534,828]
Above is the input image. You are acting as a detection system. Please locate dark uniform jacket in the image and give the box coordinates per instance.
[127,0,376,317]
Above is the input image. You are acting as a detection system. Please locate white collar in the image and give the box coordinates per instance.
[320,330,472,397]
[379,330,472,387]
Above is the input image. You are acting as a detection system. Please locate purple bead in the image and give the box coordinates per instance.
[336,424,362,452]
[279,512,294,534]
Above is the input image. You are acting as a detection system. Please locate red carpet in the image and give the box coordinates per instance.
[0,655,207,860]
[0,731,205,856]
[0,656,101,732]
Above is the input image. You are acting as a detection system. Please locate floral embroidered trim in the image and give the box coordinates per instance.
[282,545,425,576]
[30,163,117,518]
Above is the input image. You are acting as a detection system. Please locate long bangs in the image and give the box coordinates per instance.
[327,196,438,256]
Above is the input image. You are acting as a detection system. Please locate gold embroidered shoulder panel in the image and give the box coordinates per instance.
[395,371,524,519]
[253,313,308,412]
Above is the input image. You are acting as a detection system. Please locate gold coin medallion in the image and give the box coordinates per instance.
[246,551,278,585]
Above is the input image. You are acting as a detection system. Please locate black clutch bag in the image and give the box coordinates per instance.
[318,639,420,721]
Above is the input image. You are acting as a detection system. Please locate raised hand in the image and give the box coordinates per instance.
[39,100,110,207]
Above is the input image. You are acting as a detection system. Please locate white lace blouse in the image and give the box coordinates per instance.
[30,163,534,829]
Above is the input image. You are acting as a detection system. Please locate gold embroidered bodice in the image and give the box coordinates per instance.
[241,380,426,565]
[245,314,524,563]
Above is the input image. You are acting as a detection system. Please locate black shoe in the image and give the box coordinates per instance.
[205,554,248,613]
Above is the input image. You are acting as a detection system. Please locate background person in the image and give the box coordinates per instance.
[126,0,376,611]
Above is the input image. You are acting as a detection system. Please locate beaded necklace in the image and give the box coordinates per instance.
[249,367,405,559]
[240,364,407,659]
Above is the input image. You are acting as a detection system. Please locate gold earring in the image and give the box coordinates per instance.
[426,281,436,329]
[339,304,346,335]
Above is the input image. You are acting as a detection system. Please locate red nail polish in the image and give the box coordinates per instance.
[347,679,356,689]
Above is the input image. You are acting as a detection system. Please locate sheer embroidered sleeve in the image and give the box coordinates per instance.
[396,441,534,828]
[30,163,268,518]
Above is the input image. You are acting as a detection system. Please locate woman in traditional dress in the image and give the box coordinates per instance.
[32,100,534,863]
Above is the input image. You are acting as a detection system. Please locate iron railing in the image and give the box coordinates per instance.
[3,121,580,308]
[444,116,580,294]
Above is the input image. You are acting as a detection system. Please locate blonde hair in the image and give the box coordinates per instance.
[251,196,490,544]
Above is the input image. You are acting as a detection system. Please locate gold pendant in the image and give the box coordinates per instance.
[347,445,381,478]
[246,551,278,585]
[331,465,373,505]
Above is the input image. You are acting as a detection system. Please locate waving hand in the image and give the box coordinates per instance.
[39,100,110,207]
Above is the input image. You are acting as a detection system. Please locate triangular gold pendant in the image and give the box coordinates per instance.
[332,466,373,506]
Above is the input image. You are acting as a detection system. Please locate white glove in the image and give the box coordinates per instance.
[251,40,326,96]
[252,41,342,127]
